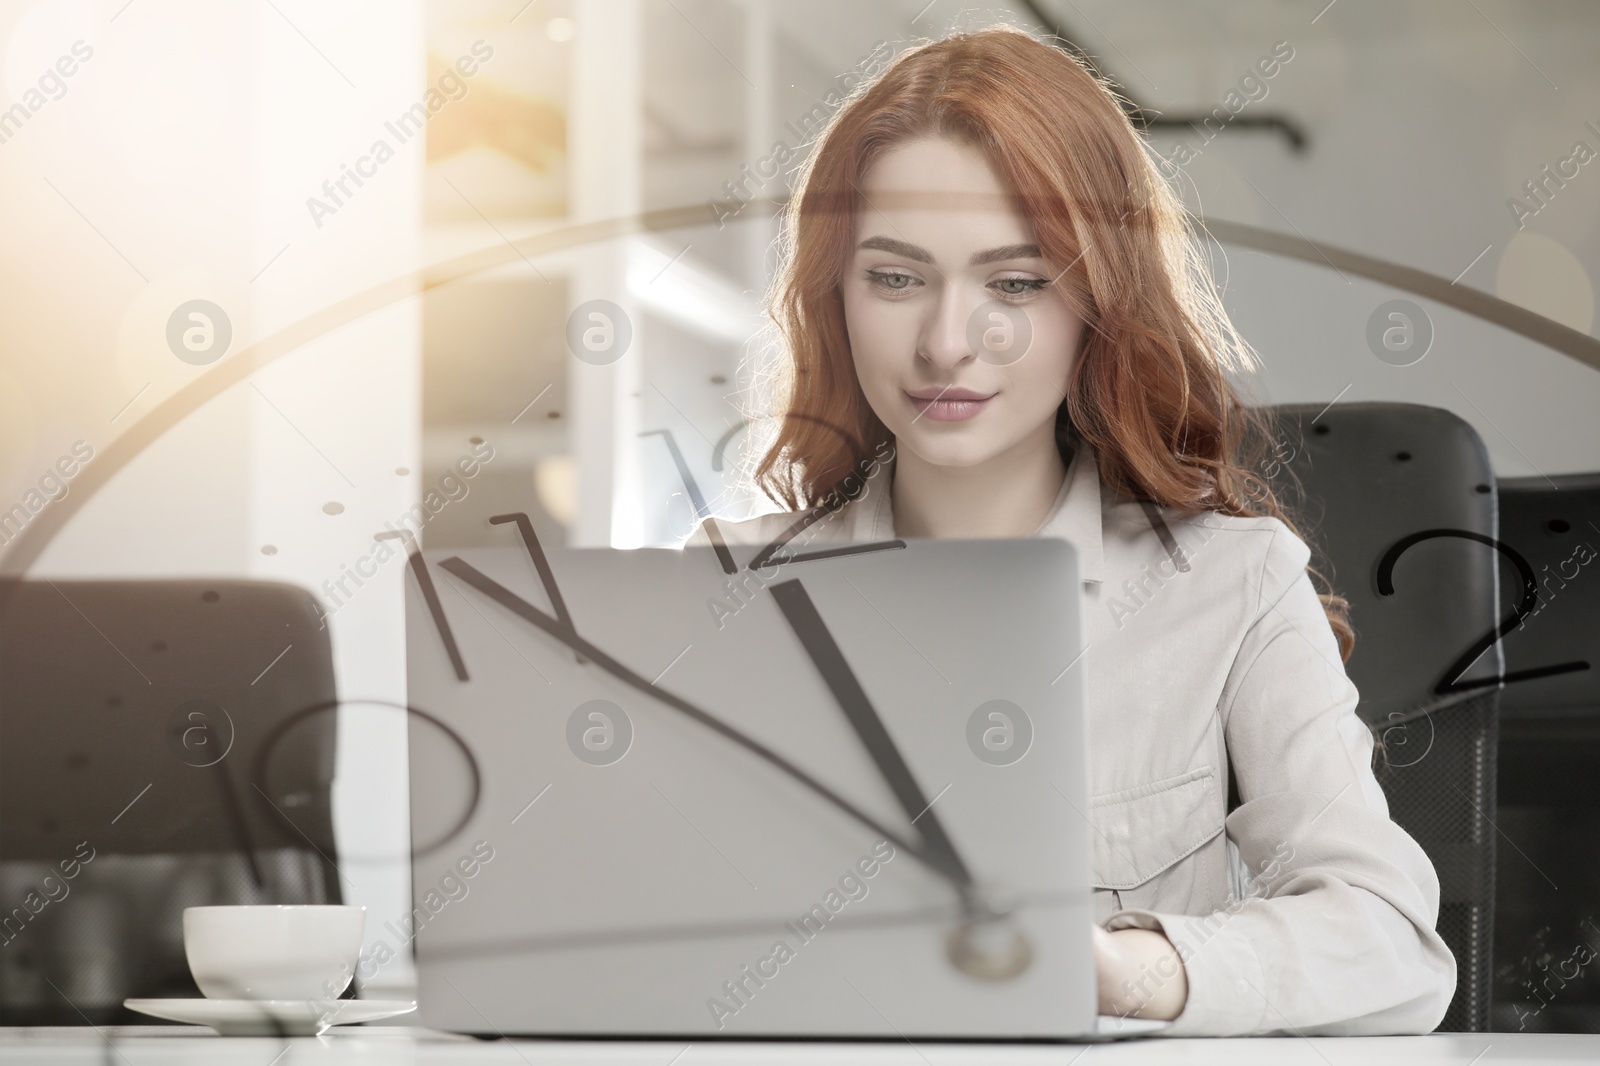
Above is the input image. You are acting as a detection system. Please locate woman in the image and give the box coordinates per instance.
[683,24,1454,1035]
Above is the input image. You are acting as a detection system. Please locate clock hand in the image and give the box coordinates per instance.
[769,540,907,566]
[766,578,976,903]
[766,580,1035,978]
[436,555,959,891]
[380,528,469,681]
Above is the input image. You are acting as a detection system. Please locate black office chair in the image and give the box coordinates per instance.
[0,579,340,1024]
[1490,474,1600,1032]
[1262,402,1501,1033]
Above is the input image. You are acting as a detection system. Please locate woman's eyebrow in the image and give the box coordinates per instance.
[969,242,1041,265]
[857,235,932,263]
[856,235,1042,266]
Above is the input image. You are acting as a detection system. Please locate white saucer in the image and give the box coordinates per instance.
[1091,1013,1172,1039]
[123,997,416,1036]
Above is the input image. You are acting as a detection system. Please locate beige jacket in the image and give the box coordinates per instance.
[681,440,1456,1036]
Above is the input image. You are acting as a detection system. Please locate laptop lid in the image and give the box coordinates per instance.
[403,524,1095,1038]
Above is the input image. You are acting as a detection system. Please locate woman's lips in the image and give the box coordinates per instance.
[907,391,994,421]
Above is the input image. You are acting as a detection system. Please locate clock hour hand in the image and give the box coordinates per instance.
[766,578,976,904]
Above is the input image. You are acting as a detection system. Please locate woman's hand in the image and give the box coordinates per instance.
[1092,923,1188,1020]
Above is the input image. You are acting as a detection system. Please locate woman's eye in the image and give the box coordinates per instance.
[867,270,917,291]
[994,277,1045,297]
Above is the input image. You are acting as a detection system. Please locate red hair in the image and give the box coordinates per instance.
[747,24,1353,658]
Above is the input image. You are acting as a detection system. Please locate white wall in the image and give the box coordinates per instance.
[1123,0,1600,475]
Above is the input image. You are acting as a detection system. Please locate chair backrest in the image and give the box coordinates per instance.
[1486,474,1600,1031]
[1495,474,1600,719]
[0,579,339,1023]
[1262,402,1500,1032]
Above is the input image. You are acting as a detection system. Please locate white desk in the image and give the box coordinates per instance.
[0,1028,1591,1064]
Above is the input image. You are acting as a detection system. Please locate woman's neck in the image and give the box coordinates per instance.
[889,426,1070,539]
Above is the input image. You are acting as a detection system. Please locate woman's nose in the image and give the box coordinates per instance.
[918,288,979,370]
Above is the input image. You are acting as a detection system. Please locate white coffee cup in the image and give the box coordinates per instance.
[183,905,366,1001]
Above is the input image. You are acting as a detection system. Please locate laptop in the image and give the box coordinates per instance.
[402,516,1124,1039]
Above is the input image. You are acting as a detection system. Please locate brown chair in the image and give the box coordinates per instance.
[0,579,339,1023]
[1490,474,1600,1032]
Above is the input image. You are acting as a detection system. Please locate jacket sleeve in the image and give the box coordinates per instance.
[1103,520,1457,1035]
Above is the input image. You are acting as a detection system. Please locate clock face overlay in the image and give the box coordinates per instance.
[3,6,1600,1037]
[0,70,1593,1030]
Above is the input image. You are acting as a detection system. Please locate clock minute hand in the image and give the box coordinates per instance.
[766,578,977,904]
[435,556,958,890]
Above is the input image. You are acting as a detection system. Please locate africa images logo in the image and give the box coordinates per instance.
[0,40,93,149]
[304,41,494,229]
[705,842,896,1028]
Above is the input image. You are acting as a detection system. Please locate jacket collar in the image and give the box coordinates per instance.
[859,439,1105,584]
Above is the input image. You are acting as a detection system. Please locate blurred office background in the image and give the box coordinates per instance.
[0,0,1598,1024]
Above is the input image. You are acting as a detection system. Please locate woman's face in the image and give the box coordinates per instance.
[842,136,1085,470]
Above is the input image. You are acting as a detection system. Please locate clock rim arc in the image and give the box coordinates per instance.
[1,205,1595,580]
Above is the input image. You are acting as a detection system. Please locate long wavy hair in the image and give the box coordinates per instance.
[748,24,1353,660]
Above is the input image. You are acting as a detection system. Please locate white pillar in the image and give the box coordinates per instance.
[743,0,777,286]
[570,0,644,548]
[249,0,425,996]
